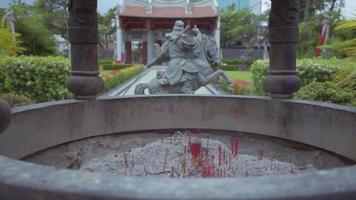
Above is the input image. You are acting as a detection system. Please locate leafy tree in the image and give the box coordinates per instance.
[98,7,117,48]
[220,4,265,48]
[10,3,56,55]
[0,8,5,17]
[0,27,16,56]
[0,9,25,56]
[298,0,344,22]
[33,0,69,39]
[0,27,24,56]
[297,0,345,58]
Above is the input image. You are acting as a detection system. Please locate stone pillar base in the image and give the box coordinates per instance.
[263,71,301,99]
[67,74,103,100]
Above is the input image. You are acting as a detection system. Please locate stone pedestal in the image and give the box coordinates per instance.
[0,98,11,134]
[263,0,301,98]
[67,0,103,99]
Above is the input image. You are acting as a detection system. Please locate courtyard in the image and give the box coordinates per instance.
[0,0,355,199]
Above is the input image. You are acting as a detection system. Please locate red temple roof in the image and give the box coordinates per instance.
[120,6,218,18]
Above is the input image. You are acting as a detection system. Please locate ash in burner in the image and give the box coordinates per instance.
[79,131,315,178]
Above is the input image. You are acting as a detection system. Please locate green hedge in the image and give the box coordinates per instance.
[102,64,133,71]
[296,81,356,106]
[99,58,115,65]
[0,56,71,103]
[103,65,144,92]
[250,58,356,96]
[219,64,239,71]
[221,58,242,65]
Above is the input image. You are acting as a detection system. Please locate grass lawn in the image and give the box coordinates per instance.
[224,70,253,82]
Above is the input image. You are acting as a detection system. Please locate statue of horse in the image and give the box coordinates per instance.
[135,25,232,95]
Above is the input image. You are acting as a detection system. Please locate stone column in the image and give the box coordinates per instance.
[67,0,103,100]
[214,17,221,54]
[0,99,11,134]
[147,31,154,63]
[116,14,122,63]
[263,0,301,99]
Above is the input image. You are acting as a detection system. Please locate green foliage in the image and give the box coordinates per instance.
[298,11,343,58]
[296,81,356,106]
[297,58,343,85]
[332,17,356,57]
[250,60,269,95]
[99,58,115,65]
[332,69,356,90]
[34,0,69,39]
[102,64,133,71]
[0,27,16,56]
[103,65,144,92]
[0,92,33,107]
[250,58,356,96]
[298,17,321,58]
[219,64,239,71]
[298,0,344,22]
[0,12,25,56]
[224,70,253,82]
[11,3,56,55]
[220,5,265,47]
[0,56,71,103]
[98,7,117,48]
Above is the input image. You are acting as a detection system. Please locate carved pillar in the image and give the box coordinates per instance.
[125,42,132,64]
[116,13,123,64]
[67,0,103,99]
[0,99,11,134]
[263,0,301,98]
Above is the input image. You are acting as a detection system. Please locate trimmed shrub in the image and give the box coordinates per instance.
[102,64,133,71]
[219,64,239,71]
[99,58,115,65]
[296,81,356,106]
[103,65,144,92]
[221,58,242,65]
[250,60,269,95]
[0,56,71,103]
[250,58,356,96]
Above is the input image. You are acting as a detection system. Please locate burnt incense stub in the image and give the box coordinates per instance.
[67,0,103,99]
[0,98,11,133]
[263,0,301,98]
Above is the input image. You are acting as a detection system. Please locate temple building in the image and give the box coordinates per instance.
[116,0,219,64]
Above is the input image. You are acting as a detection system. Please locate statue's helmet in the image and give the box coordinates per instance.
[172,20,184,32]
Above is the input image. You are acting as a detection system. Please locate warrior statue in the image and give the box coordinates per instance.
[135,20,232,94]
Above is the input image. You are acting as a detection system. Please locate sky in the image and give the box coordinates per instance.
[0,0,116,14]
[260,0,356,19]
[0,0,355,18]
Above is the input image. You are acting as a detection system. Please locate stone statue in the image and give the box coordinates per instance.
[135,20,232,94]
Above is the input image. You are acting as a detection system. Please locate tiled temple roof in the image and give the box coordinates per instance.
[119,0,218,18]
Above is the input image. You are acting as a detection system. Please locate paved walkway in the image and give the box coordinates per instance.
[105,65,219,96]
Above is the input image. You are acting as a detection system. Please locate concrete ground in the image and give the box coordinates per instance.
[104,65,219,96]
